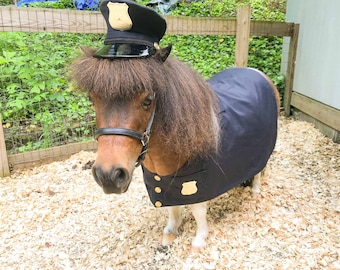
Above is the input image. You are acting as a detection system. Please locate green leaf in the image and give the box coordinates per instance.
[30,85,41,94]
[56,95,65,102]
[3,51,16,60]
[6,83,20,92]
[0,57,7,64]
[8,99,25,110]
[38,81,46,91]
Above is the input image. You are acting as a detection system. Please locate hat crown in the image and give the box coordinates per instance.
[100,0,166,47]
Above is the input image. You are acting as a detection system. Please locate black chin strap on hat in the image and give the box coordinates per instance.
[94,96,156,167]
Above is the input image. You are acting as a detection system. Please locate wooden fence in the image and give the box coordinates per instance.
[0,6,299,176]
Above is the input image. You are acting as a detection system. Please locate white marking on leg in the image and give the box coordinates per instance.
[162,206,182,245]
[252,172,261,193]
[190,201,208,248]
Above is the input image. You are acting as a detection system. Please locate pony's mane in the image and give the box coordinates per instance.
[70,48,220,159]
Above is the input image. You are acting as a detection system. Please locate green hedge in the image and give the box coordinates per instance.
[0,0,14,6]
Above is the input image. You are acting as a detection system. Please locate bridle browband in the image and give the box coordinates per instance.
[94,95,156,167]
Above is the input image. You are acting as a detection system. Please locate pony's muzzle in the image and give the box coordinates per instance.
[92,165,131,194]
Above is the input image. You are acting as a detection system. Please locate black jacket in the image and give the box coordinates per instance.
[142,68,278,207]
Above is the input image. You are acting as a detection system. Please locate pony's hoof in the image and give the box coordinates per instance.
[161,233,177,246]
[191,236,206,249]
[190,246,203,255]
[251,187,261,194]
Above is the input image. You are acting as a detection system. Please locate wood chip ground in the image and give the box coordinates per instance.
[1,116,339,269]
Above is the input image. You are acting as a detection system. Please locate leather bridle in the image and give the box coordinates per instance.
[94,96,156,167]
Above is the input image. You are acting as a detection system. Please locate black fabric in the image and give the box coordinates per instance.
[142,68,278,207]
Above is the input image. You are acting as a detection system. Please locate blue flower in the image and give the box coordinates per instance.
[74,0,99,10]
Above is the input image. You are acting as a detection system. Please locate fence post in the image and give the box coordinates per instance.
[0,118,10,177]
[235,5,251,67]
[284,23,300,116]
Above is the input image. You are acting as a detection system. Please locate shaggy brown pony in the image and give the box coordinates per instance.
[69,48,220,160]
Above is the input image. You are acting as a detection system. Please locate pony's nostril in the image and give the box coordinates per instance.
[92,165,103,187]
[111,168,129,189]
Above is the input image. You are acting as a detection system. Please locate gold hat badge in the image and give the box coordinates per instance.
[107,2,133,31]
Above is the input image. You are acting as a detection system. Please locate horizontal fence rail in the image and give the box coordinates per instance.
[0,7,294,36]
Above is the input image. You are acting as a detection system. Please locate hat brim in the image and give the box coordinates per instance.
[93,43,156,58]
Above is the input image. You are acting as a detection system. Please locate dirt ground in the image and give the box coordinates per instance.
[0,116,339,270]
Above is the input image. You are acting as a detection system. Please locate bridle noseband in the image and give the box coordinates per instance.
[94,96,156,167]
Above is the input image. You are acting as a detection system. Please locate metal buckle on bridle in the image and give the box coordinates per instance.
[141,133,150,147]
[134,132,150,167]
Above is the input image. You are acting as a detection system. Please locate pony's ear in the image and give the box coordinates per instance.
[154,44,172,62]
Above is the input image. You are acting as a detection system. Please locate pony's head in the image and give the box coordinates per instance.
[70,47,220,194]
[69,0,219,194]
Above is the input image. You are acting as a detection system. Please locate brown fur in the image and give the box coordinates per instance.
[69,48,220,160]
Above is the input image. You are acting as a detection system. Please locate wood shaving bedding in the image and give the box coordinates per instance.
[0,116,339,269]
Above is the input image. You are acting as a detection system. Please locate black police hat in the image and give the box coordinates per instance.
[94,0,167,58]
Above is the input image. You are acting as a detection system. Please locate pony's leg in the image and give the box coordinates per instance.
[162,206,182,246]
[252,167,267,193]
[251,172,261,193]
[190,201,208,248]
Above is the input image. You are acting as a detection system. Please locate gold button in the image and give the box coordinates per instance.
[154,175,161,181]
[155,201,162,207]
[154,187,162,193]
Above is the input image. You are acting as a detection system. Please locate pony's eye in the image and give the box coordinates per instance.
[142,96,153,109]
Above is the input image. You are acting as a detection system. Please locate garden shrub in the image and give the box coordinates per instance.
[0,0,14,6]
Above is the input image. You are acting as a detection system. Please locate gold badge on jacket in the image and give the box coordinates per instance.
[181,181,198,196]
[107,2,133,31]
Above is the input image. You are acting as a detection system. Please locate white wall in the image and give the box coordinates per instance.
[284,0,340,110]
